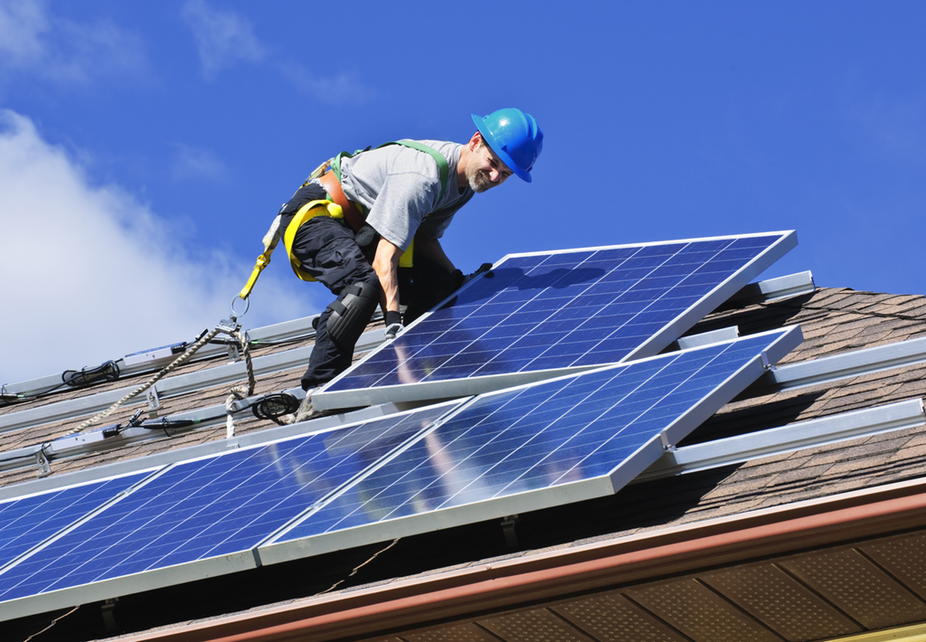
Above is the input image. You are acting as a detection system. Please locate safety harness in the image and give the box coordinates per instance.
[240,141,450,299]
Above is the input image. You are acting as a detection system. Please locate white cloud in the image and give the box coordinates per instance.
[0,110,323,385]
[180,0,265,80]
[0,0,148,85]
[279,63,374,105]
[169,143,230,183]
[177,0,372,103]
[0,0,47,66]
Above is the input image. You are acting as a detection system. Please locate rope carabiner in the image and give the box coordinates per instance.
[230,295,250,323]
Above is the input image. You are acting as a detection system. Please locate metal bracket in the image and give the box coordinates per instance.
[659,431,674,451]
[102,598,118,632]
[760,349,772,370]
[217,319,242,363]
[35,447,50,477]
[501,515,520,550]
[146,386,161,419]
[217,317,241,335]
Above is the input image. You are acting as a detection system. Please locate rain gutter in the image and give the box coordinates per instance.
[116,476,926,642]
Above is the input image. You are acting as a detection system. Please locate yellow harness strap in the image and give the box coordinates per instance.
[239,184,418,298]
[282,200,344,282]
[239,199,344,297]
[239,214,284,299]
[400,239,414,268]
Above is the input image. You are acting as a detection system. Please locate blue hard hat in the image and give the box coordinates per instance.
[471,108,543,183]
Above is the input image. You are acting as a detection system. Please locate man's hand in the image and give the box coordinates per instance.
[384,310,403,340]
[461,263,493,288]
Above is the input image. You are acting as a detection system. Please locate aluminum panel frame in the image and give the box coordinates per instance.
[258,327,802,567]
[313,232,797,411]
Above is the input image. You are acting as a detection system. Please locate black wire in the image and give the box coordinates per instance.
[7,329,208,404]
[0,393,24,407]
[4,322,322,405]
[140,418,196,430]
[2,380,74,404]
[61,360,121,389]
[252,393,299,421]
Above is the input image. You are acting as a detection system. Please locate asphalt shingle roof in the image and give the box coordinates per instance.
[4,285,926,641]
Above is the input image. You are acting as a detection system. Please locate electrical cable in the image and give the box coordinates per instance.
[140,418,196,430]
[317,538,401,596]
[21,604,80,642]
[62,360,121,389]
[252,393,300,421]
[0,393,24,407]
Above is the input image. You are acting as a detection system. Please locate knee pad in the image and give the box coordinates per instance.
[326,280,380,350]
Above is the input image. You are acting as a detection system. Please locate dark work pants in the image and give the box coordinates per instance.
[280,183,378,390]
[293,217,378,390]
[280,182,457,391]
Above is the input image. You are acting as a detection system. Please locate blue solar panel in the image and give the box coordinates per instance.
[315,232,795,410]
[0,473,148,571]
[267,327,800,550]
[0,403,459,603]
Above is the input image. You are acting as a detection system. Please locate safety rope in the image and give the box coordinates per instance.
[224,327,256,438]
[225,388,247,439]
[70,318,255,436]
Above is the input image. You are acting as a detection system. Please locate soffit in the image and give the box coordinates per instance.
[393,529,926,642]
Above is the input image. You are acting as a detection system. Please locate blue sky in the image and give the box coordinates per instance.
[2,0,925,383]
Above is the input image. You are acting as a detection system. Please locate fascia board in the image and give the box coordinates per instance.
[148,478,926,642]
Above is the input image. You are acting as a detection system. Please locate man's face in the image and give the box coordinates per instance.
[466,137,513,193]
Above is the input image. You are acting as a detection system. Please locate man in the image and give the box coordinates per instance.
[279,108,543,418]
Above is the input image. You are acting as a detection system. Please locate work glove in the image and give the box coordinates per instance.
[384,310,403,340]
[461,263,493,288]
[354,224,379,248]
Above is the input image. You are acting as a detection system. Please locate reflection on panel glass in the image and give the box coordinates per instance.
[0,473,149,569]
[328,235,783,392]
[0,403,457,602]
[280,331,785,540]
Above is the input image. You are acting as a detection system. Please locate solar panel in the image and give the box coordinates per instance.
[258,326,802,564]
[313,232,797,411]
[0,401,462,617]
[0,473,149,571]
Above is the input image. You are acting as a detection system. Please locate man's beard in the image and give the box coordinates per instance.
[468,169,492,193]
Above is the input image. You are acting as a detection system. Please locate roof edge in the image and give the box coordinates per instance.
[113,475,926,642]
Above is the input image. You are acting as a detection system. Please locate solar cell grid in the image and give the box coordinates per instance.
[0,403,458,603]
[271,329,797,547]
[317,233,794,409]
[0,473,149,571]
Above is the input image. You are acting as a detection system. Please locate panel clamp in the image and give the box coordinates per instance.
[659,431,675,451]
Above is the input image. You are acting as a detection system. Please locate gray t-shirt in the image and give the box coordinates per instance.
[339,139,474,251]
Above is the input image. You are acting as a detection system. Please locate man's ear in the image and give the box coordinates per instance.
[469,131,483,150]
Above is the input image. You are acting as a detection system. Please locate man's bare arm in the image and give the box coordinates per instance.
[371,236,404,313]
